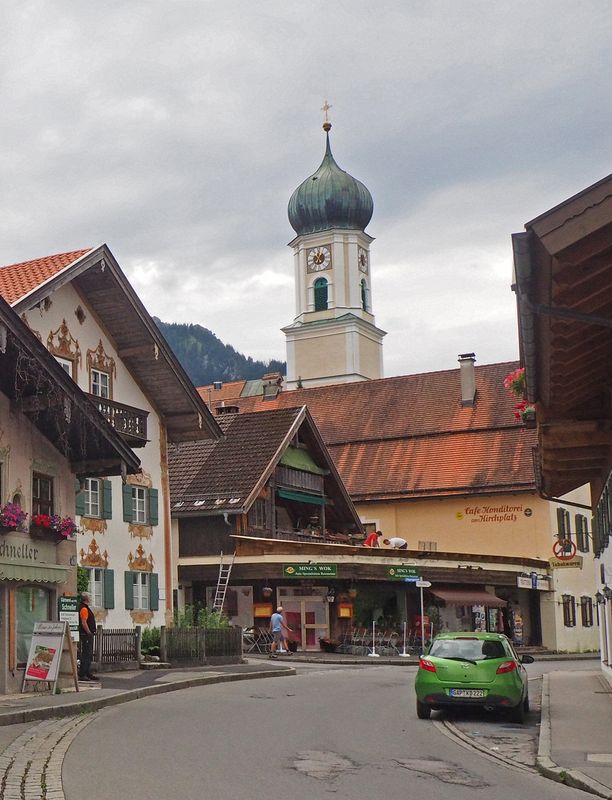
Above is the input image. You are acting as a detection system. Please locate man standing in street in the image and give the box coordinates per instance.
[269,606,291,658]
[79,592,97,681]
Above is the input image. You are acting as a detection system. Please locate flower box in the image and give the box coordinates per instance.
[30,514,78,542]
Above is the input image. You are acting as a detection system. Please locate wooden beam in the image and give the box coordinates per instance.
[540,421,612,448]
[117,344,156,359]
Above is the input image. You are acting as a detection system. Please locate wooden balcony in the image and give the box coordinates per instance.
[88,394,149,447]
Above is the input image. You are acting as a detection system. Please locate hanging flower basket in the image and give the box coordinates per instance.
[503,367,526,398]
[513,400,537,427]
[0,503,28,533]
[30,514,78,543]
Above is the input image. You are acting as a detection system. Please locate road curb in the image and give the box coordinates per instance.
[0,667,296,728]
[536,672,612,799]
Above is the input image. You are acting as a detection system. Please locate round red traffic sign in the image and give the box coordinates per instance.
[553,539,577,560]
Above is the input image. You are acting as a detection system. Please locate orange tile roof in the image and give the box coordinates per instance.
[197,380,247,404]
[202,361,537,500]
[0,249,92,304]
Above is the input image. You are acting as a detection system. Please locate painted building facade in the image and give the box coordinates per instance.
[0,246,220,634]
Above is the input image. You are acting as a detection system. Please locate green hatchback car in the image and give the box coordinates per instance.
[414,632,534,723]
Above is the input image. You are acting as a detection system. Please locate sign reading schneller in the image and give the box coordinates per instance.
[283,564,337,578]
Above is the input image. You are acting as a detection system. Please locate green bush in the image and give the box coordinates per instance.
[141,627,160,655]
[173,605,230,629]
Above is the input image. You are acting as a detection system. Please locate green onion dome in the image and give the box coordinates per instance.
[288,123,373,236]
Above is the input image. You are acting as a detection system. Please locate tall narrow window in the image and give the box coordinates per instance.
[91,369,110,399]
[32,473,53,516]
[556,507,572,553]
[576,514,590,553]
[313,278,328,312]
[133,572,150,610]
[132,487,147,524]
[580,596,593,627]
[84,478,100,517]
[360,279,368,312]
[562,594,576,627]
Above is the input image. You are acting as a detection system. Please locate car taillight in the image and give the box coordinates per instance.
[419,658,437,673]
[496,660,517,674]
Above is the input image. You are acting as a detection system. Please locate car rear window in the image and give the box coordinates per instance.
[429,638,508,661]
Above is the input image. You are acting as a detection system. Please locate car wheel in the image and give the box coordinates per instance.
[523,692,530,713]
[509,699,525,724]
[416,700,431,720]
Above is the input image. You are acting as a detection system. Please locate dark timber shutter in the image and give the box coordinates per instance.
[124,572,134,610]
[148,489,159,526]
[103,569,115,609]
[75,479,85,516]
[102,480,113,520]
[150,573,159,611]
[122,484,134,522]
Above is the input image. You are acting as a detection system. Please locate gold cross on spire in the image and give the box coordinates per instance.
[321,100,332,123]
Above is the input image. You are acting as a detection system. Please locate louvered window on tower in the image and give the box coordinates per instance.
[314,278,328,311]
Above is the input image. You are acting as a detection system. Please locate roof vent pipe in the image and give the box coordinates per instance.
[458,353,476,407]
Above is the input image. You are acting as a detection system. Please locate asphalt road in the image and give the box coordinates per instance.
[62,662,593,800]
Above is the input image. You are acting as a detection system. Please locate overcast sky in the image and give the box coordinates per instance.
[2,2,611,377]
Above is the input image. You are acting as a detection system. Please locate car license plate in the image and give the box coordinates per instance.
[450,688,486,698]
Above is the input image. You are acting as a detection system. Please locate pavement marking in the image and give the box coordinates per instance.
[587,754,612,764]
[0,714,96,800]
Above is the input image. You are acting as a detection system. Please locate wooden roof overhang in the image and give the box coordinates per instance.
[12,245,222,444]
[513,174,612,501]
[0,297,140,478]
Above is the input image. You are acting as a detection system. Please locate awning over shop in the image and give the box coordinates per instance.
[0,560,69,584]
[277,488,326,506]
[430,587,507,608]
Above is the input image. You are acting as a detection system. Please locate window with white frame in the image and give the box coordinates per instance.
[88,567,105,608]
[133,572,150,610]
[91,369,110,399]
[84,478,101,517]
[54,356,73,377]
[132,487,147,524]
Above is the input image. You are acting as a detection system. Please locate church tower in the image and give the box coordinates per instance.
[282,117,386,389]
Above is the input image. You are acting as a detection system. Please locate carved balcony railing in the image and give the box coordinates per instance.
[88,394,149,447]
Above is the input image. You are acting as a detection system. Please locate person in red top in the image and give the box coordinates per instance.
[79,592,97,681]
[363,530,382,547]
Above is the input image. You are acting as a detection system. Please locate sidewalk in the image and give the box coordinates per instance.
[0,661,295,727]
[539,669,612,799]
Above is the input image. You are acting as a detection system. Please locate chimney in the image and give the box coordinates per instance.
[458,353,476,407]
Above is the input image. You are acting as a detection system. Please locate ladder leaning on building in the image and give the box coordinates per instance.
[212,552,236,613]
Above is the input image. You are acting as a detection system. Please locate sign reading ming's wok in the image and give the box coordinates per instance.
[283,564,337,578]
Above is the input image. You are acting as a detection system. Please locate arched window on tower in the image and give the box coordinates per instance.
[314,278,328,311]
[360,279,369,312]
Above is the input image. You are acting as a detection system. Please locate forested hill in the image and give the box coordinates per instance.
[155,319,286,387]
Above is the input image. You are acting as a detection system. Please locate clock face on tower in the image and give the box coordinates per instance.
[358,247,369,273]
[307,246,332,272]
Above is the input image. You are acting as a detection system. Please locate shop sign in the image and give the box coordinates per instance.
[283,564,337,578]
[517,576,551,591]
[23,622,66,686]
[0,533,56,563]
[387,566,420,582]
[548,555,583,569]
[455,504,531,524]
[58,596,79,642]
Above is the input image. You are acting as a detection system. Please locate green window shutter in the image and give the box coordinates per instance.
[75,479,85,516]
[103,569,115,609]
[102,480,113,520]
[122,484,134,523]
[556,507,566,537]
[150,573,159,611]
[148,488,159,526]
[124,571,134,610]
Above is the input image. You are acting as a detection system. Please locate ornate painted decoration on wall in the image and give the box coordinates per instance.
[79,538,109,569]
[128,543,154,572]
[47,319,82,380]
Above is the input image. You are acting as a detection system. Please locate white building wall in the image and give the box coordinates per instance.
[22,283,169,631]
